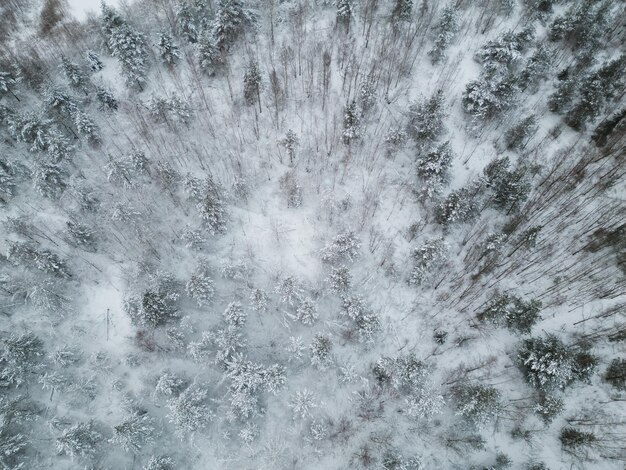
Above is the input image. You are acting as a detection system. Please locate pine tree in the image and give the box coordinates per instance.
[548,77,577,113]
[279,129,299,165]
[175,2,199,43]
[95,86,118,111]
[428,5,459,65]
[406,90,446,145]
[86,50,103,72]
[416,141,454,199]
[166,385,213,438]
[604,358,626,391]
[463,74,518,120]
[186,263,215,307]
[408,238,448,286]
[197,26,222,75]
[294,297,318,325]
[321,231,361,264]
[213,0,254,52]
[475,27,534,74]
[243,60,262,112]
[102,5,149,90]
[336,0,353,32]
[310,334,333,369]
[158,33,181,66]
[518,334,575,390]
[144,455,175,470]
[392,0,413,21]
[73,110,100,143]
[0,70,19,101]
[518,44,552,92]
[504,114,537,150]
[342,99,361,144]
[60,56,88,94]
[479,293,542,334]
[111,412,155,453]
[32,162,67,199]
[55,421,102,459]
[452,383,501,428]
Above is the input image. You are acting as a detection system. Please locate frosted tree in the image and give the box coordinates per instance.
[103,5,149,90]
[310,334,333,369]
[548,76,577,113]
[475,27,534,74]
[406,90,446,145]
[213,0,255,51]
[289,389,317,419]
[479,293,542,334]
[275,276,303,306]
[243,60,262,112]
[166,385,213,438]
[0,70,19,101]
[452,383,501,428]
[408,238,448,286]
[565,57,625,130]
[504,115,537,150]
[355,312,381,343]
[144,455,175,470]
[96,86,118,111]
[197,27,222,75]
[534,393,564,424]
[56,421,102,459]
[60,56,88,94]
[428,5,459,65]
[73,110,100,143]
[342,100,361,144]
[327,265,351,294]
[517,334,576,390]
[604,358,626,391]
[124,275,180,328]
[341,295,366,321]
[392,0,413,22]
[518,44,552,92]
[279,129,299,165]
[462,74,518,121]
[186,263,215,307]
[335,0,353,32]
[416,141,454,199]
[154,372,188,398]
[250,288,269,313]
[320,231,361,264]
[65,220,96,250]
[111,412,156,453]
[158,33,181,66]
[86,50,103,72]
[278,170,302,207]
[294,297,318,325]
[175,2,198,43]
[0,332,44,387]
[223,301,247,328]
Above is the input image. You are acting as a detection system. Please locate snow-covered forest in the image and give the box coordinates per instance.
[0,0,625,468]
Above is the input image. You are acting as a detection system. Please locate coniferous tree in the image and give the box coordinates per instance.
[158,33,181,66]
[86,50,103,72]
[504,115,537,150]
[213,0,254,52]
[342,100,361,145]
[406,90,446,145]
[392,0,413,22]
[428,5,459,65]
[243,60,262,112]
[60,56,88,94]
[336,0,353,32]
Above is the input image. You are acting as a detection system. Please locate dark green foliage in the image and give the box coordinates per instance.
[479,293,542,334]
[519,44,552,92]
[483,157,531,213]
[243,60,261,107]
[435,184,481,226]
[96,86,118,111]
[604,358,626,391]
[475,27,534,73]
[451,382,501,427]
[559,427,597,449]
[517,334,596,390]
[158,33,181,66]
[213,0,255,51]
[592,108,626,147]
[428,5,459,65]
[406,90,446,144]
[549,0,612,51]
[533,393,564,424]
[463,74,518,120]
[548,78,576,113]
[391,0,413,21]
[565,57,625,130]
[505,115,537,150]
